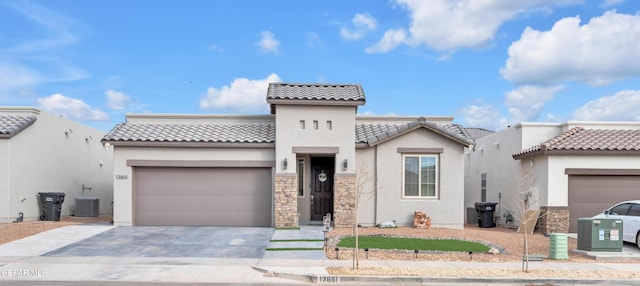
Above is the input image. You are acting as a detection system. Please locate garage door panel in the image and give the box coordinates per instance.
[134,167,272,226]
[136,195,272,211]
[568,175,640,232]
[135,210,270,226]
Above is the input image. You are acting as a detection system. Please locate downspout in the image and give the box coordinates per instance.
[374,145,378,224]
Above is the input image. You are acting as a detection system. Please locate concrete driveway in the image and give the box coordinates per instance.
[43,226,274,258]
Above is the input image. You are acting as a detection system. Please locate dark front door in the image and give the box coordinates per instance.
[310,157,334,221]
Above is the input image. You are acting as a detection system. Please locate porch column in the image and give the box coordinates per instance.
[333,173,356,227]
[274,173,298,227]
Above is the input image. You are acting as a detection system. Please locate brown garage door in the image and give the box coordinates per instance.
[134,167,272,226]
[568,175,640,232]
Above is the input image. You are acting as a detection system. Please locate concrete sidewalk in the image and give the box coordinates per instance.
[0,225,639,285]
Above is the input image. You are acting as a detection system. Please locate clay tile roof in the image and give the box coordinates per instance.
[513,127,640,159]
[102,122,276,144]
[267,83,365,102]
[464,127,495,139]
[0,114,37,138]
[356,118,474,147]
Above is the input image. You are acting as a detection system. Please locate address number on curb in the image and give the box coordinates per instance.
[317,276,340,283]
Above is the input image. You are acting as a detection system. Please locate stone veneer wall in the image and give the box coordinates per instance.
[537,206,569,234]
[274,173,298,228]
[333,174,356,227]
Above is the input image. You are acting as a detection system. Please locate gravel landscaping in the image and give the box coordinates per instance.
[2,218,638,280]
[325,225,640,279]
[0,215,112,245]
[325,225,595,262]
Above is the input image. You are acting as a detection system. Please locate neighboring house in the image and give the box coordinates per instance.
[465,121,640,233]
[0,107,114,222]
[102,83,473,228]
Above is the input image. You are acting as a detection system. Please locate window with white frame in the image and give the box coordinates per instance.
[403,154,438,198]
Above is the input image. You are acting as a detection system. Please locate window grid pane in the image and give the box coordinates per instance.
[404,157,419,196]
[420,156,436,197]
[404,155,437,198]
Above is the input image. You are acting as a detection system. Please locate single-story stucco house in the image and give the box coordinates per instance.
[102,83,474,228]
[464,121,640,233]
[0,107,114,222]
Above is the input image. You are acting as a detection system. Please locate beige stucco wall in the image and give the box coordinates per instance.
[1,108,113,222]
[0,140,9,220]
[274,104,358,224]
[357,128,466,229]
[355,148,377,226]
[546,155,640,206]
[275,105,356,174]
[111,146,275,226]
[465,121,640,226]
[464,125,522,223]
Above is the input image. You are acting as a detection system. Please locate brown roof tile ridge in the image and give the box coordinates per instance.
[540,126,585,151]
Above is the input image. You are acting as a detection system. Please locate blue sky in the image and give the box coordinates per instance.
[1,0,639,132]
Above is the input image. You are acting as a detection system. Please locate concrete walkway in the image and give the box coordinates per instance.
[1,225,639,285]
[263,226,328,260]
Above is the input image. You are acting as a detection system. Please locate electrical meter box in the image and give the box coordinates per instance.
[577,218,623,252]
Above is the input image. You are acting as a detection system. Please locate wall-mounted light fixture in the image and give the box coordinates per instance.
[283,158,288,170]
[342,159,348,171]
[85,136,93,143]
[64,129,73,136]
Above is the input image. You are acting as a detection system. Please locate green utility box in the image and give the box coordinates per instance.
[549,233,569,260]
[577,218,623,252]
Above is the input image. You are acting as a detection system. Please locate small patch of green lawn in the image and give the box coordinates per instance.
[337,236,489,252]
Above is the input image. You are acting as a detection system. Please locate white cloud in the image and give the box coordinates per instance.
[0,2,89,97]
[572,90,640,121]
[365,29,407,53]
[257,31,280,54]
[2,1,81,53]
[38,93,109,121]
[105,89,131,110]
[206,44,223,52]
[341,13,378,41]
[306,32,324,49]
[0,62,41,92]
[505,85,564,124]
[368,0,580,53]
[600,0,624,8]
[200,73,281,112]
[501,11,640,86]
[458,104,501,130]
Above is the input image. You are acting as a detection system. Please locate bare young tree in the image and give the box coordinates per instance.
[351,163,378,270]
[505,165,544,272]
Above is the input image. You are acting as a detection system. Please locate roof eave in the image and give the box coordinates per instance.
[513,149,640,160]
[101,141,276,148]
[267,99,365,106]
[368,124,473,147]
[355,143,370,149]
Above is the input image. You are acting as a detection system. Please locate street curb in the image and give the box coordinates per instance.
[254,267,640,285]
[332,276,640,285]
[251,266,313,283]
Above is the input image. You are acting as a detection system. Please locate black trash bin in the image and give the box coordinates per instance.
[38,192,66,221]
[474,202,497,228]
